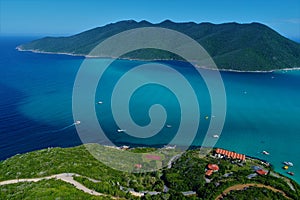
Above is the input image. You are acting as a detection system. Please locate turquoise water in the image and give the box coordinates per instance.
[0,37,299,183]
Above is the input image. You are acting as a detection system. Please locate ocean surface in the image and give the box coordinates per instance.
[0,37,299,183]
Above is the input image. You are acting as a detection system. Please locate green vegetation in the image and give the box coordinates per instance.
[72,176,130,198]
[163,150,299,199]
[18,20,300,71]
[0,144,173,191]
[0,144,299,199]
[0,179,109,200]
[220,186,288,200]
[0,145,124,182]
[0,144,176,199]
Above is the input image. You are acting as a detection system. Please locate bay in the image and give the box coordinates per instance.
[0,37,299,183]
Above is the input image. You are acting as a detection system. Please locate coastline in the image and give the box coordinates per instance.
[2,142,298,185]
[16,47,300,73]
[1,144,298,199]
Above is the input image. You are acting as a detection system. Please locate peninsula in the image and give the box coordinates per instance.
[18,20,300,71]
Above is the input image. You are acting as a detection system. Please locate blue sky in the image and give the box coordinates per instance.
[1,0,300,40]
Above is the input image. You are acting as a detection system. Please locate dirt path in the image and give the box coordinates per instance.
[0,173,114,198]
[215,183,292,200]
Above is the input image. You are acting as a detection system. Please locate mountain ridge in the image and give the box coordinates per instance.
[18,20,300,71]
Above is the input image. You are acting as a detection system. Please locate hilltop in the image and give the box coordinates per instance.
[18,20,300,71]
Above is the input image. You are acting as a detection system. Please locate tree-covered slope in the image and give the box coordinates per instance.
[18,20,300,71]
[0,145,299,199]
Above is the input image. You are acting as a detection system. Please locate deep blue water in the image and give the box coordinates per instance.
[0,37,299,183]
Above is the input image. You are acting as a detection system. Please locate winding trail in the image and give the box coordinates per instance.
[0,173,113,198]
[215,183,292,200]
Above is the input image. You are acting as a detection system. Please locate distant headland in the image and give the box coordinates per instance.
[18,20,300,71]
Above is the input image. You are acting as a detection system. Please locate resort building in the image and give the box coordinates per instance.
[256,169,268,176]
[205,164,219,177]
[205,169,214,176]
[207,164,219,172]
[214,148,246,161]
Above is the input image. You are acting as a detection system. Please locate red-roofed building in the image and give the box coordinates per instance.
[224,150,228,156]
[237,154,242,160]
[226,151,230,157]
[242,155,246,161]
[205,169,213,176]
[207,164,219,171]
[233,153,237,159]
[214,148,246,162]
[256,169,267,175]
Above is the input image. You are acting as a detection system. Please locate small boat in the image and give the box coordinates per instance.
[213,134,219,138]
[287,171,294,176]
[166,124,172,128]
[283,166,289,170]
[262,151,270,155]
[97,101,103,104]
[75,120,81,125]
[283,162,293,167]
[117,129,126,133]
[205,116,209,120]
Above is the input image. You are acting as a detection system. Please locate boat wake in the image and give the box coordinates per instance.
[41,121,80,134]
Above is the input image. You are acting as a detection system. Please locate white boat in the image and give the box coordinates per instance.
[262,151,270,155]
[97,101,103,104]
[75,120,81,125]
[166,124,172,128]
[283,161,293,167]
[117,129,126,133]
[287,171,294,176]
[213,134,219,138]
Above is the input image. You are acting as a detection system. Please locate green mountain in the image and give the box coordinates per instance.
[18,20,300,71]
